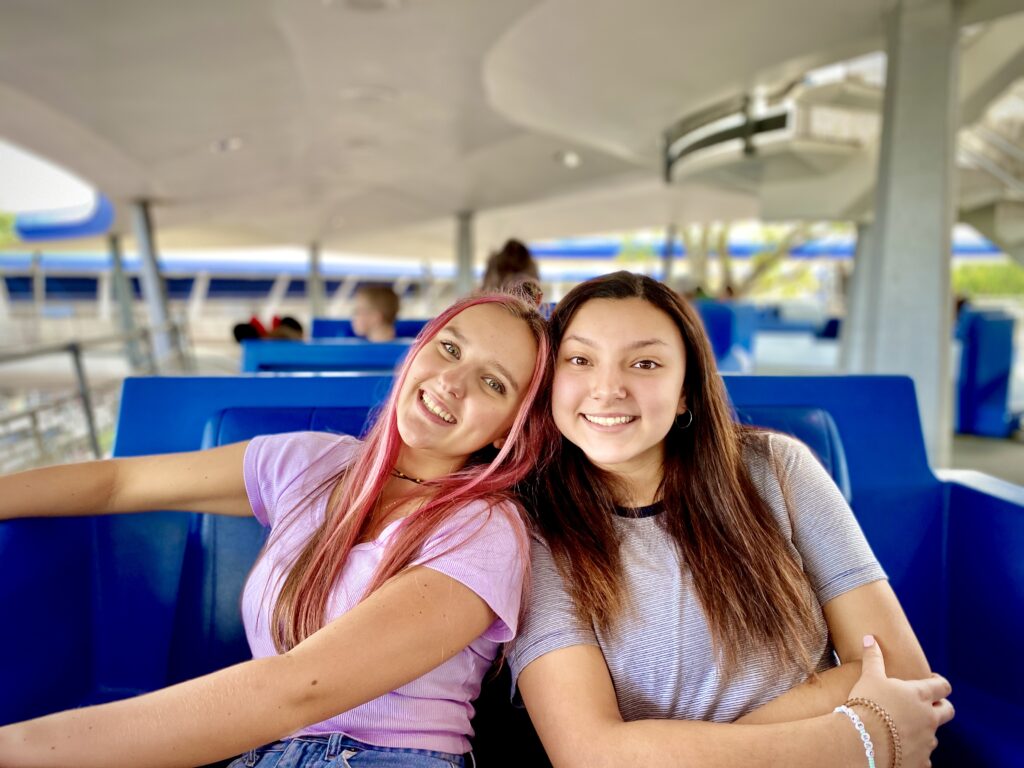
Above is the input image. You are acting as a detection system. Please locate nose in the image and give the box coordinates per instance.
[589,365,626,401]
[436,364,467,399]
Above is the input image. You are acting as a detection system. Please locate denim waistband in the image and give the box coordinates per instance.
[238,732,473,768]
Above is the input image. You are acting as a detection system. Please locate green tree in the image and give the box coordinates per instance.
[0,212,16,247]
[953,260,1024,296]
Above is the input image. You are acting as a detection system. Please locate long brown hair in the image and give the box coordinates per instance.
[528,271,818,675]
[267,292,551,653]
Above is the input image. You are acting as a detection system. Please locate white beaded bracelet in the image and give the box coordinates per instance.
[835,704,877,768]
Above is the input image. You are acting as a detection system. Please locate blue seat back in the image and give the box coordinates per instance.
[168,405,377,683]
[735,406,852,503]
[956,308,1016,437]
[311,318,429,339]
[93,375,393,700]
[241,339,413,373]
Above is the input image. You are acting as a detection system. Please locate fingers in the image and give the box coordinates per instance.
[858,634,887,679]
[933,698,955,727]
[917,674,953,702]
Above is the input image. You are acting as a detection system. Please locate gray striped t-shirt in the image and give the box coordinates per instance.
[508,433,887,723]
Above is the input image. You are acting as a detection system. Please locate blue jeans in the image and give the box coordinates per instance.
[227,733,471,768]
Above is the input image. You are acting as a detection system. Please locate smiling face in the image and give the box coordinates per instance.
[394,302,539,477]
[552,297,687,497]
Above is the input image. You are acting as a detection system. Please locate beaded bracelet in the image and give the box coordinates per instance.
[834,705,876,768]
[847,697,903,768]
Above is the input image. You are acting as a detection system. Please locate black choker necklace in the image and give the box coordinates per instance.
[391,467,426,485]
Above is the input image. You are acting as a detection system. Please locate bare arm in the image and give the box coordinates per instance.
[518,637,951,768]
[0,441,252,520]
[0,564,495,768]
[738,579,929,724]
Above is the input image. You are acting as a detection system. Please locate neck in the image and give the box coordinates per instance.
[395,445,463,484]
[598,459,664,508]
[367,327,396,342]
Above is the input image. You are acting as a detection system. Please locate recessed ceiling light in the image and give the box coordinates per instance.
[338,84,400,103]
[555,150,582,169]
[345,0,405,12]
[210,136,244,154]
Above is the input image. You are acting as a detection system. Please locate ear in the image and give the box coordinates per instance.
[492,436,507,451]
[677,391,688,415]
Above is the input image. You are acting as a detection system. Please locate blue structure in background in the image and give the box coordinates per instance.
[13,194,115,241]
[0,373,1020,764]
[240,339,413,373]
[956,308,1019,437]
[311,318,429,340]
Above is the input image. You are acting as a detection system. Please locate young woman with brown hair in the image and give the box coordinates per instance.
[511,271,953,768]
[0,292,549,768]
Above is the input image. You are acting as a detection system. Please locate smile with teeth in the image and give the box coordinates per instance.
[583,414,636,426]
[421,390,457,424]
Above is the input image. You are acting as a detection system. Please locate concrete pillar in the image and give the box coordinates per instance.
[187,271,211,325]
[0,270,9,320]
[132,200,174,364]
[31,251,45,317]
[662,223,677,284]
[265,272,292,320]
[108,233,144,370]
[328,275,359,316]
[854,0,960,466]
[839,223,877,372]
[455,211,474,298]
[308,242,325,317]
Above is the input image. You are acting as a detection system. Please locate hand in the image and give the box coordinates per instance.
[846,635,954,768]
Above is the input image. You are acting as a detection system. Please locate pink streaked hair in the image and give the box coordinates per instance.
[269,292,551,652]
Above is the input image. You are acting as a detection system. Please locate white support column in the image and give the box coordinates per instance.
[839,223,877,372]
[97,272,112,322]
[0,270,9,320]
[31,251,45,317]
[188,271,211,325]
[264,272,292,320]
[328,275,359,316]
[662,223,678,284]
[853,0,960,466]
[455,211,474,298]
[108,233,144,371]
[132,200,174,364]
[308,242,325,317]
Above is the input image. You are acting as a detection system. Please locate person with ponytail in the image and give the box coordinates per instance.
[0,292,550,768]
[511,272,953,768]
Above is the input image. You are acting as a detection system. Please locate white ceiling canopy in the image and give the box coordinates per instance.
[0,0,1021,255]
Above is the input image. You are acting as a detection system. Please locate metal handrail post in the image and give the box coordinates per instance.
[68,342,102,458]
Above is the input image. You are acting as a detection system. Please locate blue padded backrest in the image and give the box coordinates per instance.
[168,405,377,683]
[240,339,412,373]
[311,318,429,340]
[98,375,393,699]
[695,300,735,359]
[734,406,852,503]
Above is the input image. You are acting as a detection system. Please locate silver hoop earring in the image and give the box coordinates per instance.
[676,410,694,430]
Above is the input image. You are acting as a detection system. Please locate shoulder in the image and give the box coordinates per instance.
[244,432,362,527]
[427,496,528,553]
[248,431,361,475]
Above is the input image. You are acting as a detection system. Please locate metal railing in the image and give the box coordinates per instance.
[0,322,192,471]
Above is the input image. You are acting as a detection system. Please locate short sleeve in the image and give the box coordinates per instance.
[506,537,598,690]
[769,433,887,605]
[411,499,530,644]
[243,432,360,529]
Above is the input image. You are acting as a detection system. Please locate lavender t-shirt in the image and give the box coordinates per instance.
[242,431,528,754]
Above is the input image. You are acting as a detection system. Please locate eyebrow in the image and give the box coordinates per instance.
[445,324,522,393]
[563,334,669,351]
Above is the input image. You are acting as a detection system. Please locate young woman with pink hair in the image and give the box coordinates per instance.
[0,292,550,768]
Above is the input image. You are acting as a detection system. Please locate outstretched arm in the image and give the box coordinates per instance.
[0,441,252,520]
[737,579,930,724]
[0,564,495,768]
